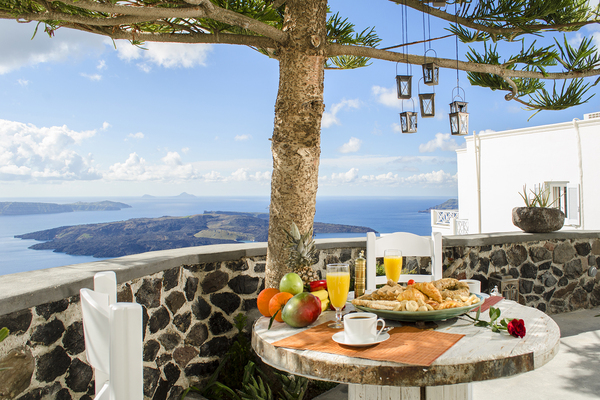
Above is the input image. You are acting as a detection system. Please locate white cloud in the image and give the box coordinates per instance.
[359,170,457,186]
[322,99,360,128]
[162,151,183,166]
[419,133,460,153]
[104,153,271,184]
[235,134,251,141]
[372,86,403,109]
[97,60,106,70]
[17,79,29,86]
[114,40,213,72]
[203,171,223,182]
[0,119,99,181]
[128,132,144,139]
[105,152,197,182]
[181,147,190,154]
[325,168,359,184]
[101,122,111,131]
[227,168,271,182]
[339,137,362,154]
[404,170,457,185]
[0,20,106,75]
[81,73,102,81]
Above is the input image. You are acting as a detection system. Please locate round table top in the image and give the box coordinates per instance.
[252,299,560,387]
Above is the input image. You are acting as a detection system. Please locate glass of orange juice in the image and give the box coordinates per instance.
[384,249,403,283]
[326,263,350,328]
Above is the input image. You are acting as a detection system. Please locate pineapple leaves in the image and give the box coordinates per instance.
[284,222,317,270]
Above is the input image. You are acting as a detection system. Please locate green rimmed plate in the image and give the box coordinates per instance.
[354,295,484,322]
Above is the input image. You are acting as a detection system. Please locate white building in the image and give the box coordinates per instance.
[450,112,600,234]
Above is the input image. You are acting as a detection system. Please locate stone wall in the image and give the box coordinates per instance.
[0,232,598,399]
[443,233,600,314]
[0,243,361,400]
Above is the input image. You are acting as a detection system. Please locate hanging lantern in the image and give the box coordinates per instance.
[396,75,412,99]
[399,111,418,133]
[399,98,418,133]
[449,99,469,136]
[422,49,439,86]
[417,78,435,118]
[419,93,435,118]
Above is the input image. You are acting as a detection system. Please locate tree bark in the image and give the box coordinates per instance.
[265,0,326,288]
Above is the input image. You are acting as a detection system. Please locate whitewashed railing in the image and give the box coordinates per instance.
[432,210,459,225]
[431,209,469,235]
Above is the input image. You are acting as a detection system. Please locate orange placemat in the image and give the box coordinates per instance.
[272,322,464,367]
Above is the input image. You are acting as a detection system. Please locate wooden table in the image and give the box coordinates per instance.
[252,299,560,400]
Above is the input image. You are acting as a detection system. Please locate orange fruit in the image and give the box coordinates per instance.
[268,292,294,323]
[257,288,280,317]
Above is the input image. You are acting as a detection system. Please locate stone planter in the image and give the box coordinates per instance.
[512,207,565,233]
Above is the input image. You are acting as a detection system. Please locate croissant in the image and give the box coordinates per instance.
[413,282,443,303]
[396,286,429,302]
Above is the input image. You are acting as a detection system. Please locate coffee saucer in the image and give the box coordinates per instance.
[332,332,390,347]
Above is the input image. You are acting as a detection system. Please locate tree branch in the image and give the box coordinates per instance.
[57,0,288,43]
[388,0,600,37]
[3,11,153,26]
[326,43,600,80]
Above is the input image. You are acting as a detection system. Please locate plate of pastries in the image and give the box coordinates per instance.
[352,278,483,321]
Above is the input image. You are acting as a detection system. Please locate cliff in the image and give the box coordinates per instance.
[418,199,458,213]
[15,212,375,258]
[0,201,131,215]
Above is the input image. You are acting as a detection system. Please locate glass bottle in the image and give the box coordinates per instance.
[354,250,366,297]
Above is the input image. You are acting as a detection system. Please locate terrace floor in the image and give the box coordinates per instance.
[315,306,600,400]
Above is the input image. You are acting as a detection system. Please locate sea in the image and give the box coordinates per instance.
[0,196,448,276]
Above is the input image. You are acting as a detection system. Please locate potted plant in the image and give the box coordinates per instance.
[512,184,565,233]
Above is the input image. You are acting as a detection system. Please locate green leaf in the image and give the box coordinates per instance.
[0,327,8,343]
[489,307,501,323]
[268,308,281,330]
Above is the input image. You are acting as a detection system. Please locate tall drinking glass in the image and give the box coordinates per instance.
[384,249,403,283]
[326,263,350,329]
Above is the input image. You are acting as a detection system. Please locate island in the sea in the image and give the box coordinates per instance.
[418,199,458,213]
[0,201,131,215]
[15,211,376,258]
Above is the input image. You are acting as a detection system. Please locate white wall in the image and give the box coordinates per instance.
[456,115,600,234]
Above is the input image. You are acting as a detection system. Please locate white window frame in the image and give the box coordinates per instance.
[565,183,580,226]
[544,181,580,226]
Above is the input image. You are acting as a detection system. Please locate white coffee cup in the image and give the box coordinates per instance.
[460,279,481,294]
[343,312,386,344]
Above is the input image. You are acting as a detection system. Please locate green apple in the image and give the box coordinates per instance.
[279,272,304,295]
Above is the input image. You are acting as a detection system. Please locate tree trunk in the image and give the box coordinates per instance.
[265,0,327,288]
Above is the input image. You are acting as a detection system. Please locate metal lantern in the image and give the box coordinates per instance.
[399,111,418,133]
[396,75,412,99]
[449,100,469,135]
[422,49,439,86]
[489,274,519,302]
[419,93,435,118]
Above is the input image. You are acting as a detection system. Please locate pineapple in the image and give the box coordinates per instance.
[284,222,320,286]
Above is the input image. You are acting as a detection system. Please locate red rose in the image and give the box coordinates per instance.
[507,318,526,338]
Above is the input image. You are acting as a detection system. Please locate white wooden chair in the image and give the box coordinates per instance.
[80,271,143,400]
[365,231,443,291]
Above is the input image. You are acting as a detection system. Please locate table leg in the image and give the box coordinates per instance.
[348,383,471,400]
[348,384,420,399]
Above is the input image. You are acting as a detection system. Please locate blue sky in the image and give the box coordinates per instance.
[1,0,599,198]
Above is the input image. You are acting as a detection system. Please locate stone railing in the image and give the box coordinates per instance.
[0,232,598,399]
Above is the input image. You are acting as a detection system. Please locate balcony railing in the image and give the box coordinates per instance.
[431,209,469,235]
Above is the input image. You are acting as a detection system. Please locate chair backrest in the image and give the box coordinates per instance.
[80,271,143,400]
[365,231,443,291]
